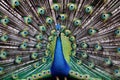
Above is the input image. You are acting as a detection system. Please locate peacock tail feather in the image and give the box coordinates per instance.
[0,0,120,80]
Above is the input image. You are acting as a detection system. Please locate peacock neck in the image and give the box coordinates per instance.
[51,36,70,76]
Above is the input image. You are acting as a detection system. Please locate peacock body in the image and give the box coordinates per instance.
[0,0,120,80]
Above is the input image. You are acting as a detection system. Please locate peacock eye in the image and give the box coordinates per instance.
[72,43,77,49]
[88,28,97,35]
[94,44,102,51]
[85,6,93,14]
[118,48,120,51]
[24,31,27,34]
[51,30,57,36]
[115,70,119,73]
[35,34,43,41]
[53,4,60,11]
[65,30,71,36]
[115,30,119,34]
[28,78,31,80]
[104,58,112,65]
[75,73,78,75]
[59,14,66,21]
[27,18,32,23]
[1,34,9,42]
[11,0,20,8]
[0,50,7,59]
[46,17,53,24]
[82,43,84,46]
[45,50,51,56]
[12,73,18,79]
[15,56,22,64]
[39,26,46,31]
[48,36,54,41]
[48,71,50,73]
[23,44,26,47]
[18,58,21,61]
[35,42,42,49]
[24,16,32,24]
[69,36,75,42]
[4,19,7,22]
[1,17,9,26]
[14,1,19,6]
[31,52,38,59]
[80,42,88,49]
[3,52,6,55]
[34,54,37,56]
[20,30,29,37]
[27,18,30,22]
[27,77,32,80]
[39,36,42,39]
[71,71,73,73]
[101,13,110,21]
[43,72,46,74]
[68,3,76,11]
[104,59,108,62]
[95,45,98,48]
[20,42,27,49]
[115,29,120,36]
[37,8,45,15]
[4,36,7,39]
[73,19,81,26]
[117,48,120,53]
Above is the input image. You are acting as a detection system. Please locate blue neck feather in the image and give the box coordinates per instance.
[51,24,70,76]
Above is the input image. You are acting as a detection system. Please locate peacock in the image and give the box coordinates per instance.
[0,0,120,80]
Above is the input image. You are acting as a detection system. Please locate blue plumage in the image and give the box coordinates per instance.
[51,37,70,76]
